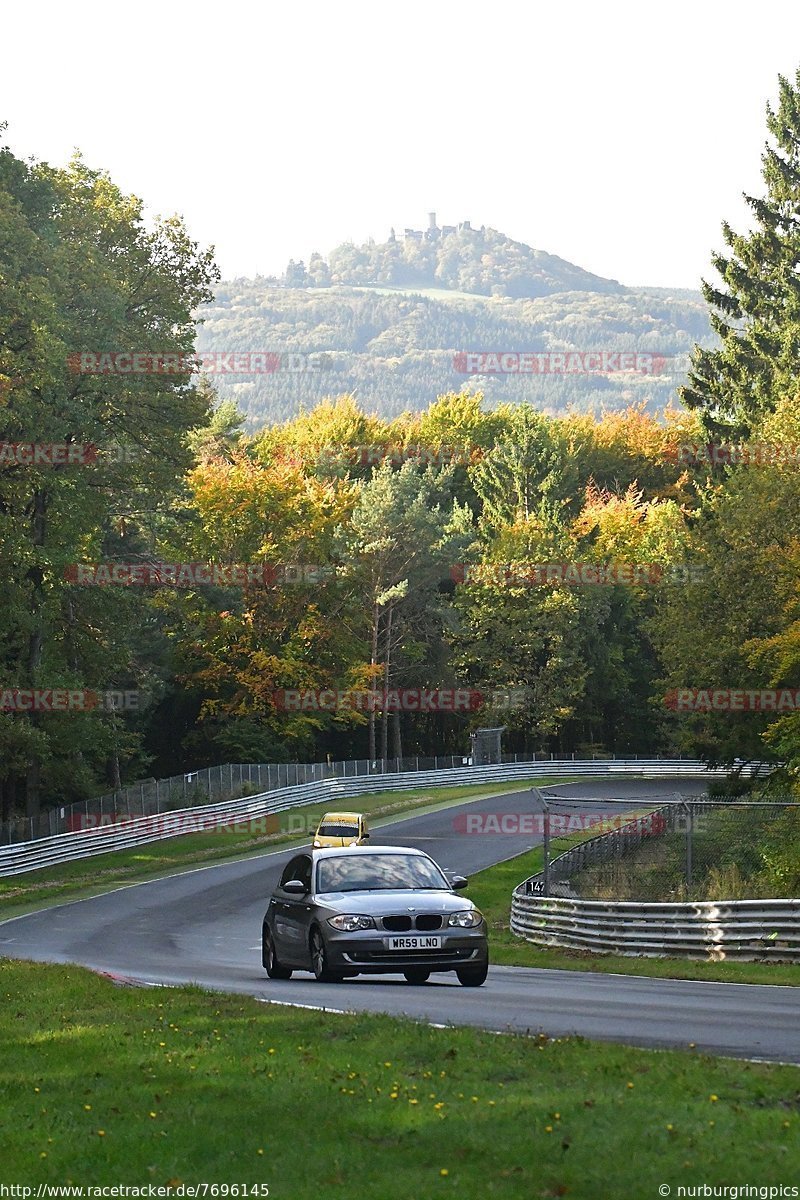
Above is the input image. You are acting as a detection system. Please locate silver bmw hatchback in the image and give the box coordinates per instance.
[262,844,489,986]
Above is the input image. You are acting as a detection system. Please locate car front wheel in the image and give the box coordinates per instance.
[456,960,488,987]
[263,928,292,980]
[310,928,343,983]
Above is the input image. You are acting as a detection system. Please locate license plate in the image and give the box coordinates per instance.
[387,935,442,950]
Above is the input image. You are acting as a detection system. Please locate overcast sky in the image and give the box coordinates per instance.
[3,0,800,289]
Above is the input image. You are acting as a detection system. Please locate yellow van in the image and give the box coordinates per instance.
[312,811,370,848]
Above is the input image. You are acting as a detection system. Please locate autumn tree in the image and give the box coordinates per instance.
[337,461,472,761]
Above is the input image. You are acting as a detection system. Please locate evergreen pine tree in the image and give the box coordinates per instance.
[681,70,800,438]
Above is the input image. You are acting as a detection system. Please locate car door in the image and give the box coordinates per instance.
[273,853,314,965]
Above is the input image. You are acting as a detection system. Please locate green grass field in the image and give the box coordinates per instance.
[1,960,798,1198]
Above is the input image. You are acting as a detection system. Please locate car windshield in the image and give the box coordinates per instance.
[317,822,359,838]
[316,853,448,894]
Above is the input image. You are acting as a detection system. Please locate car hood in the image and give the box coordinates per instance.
[313,888,474,914]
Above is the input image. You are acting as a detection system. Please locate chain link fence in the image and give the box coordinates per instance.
[533,796,800,902]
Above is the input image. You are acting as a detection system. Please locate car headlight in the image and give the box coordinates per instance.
[327,914,376,932]
[448,909,483,928]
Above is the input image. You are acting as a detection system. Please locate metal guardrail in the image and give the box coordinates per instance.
[0,758,726,878]
[510,894,800,962]
[2,754,477,844]
[511,792,798,961]
[4,751,716,844]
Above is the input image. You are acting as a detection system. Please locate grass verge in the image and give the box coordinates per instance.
[467,843,800,986]
[1,960,797,1197]
[0,776,578,919]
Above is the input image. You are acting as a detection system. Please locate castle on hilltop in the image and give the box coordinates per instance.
[388,214,479,243]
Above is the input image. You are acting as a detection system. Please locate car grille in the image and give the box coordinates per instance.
[416,915,443,931]
[381,915,444,932]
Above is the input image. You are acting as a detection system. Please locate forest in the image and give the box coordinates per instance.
[198,266,712,424]
[3,68,800,826]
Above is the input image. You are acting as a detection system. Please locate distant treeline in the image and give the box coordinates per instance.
[196,281,713,424]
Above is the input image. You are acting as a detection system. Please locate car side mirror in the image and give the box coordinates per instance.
[283,879,307,895]
[450,875,469,890]
[362,831,370,840]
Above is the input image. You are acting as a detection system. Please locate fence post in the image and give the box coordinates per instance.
[683,800,693,891]
[534,788,550,897]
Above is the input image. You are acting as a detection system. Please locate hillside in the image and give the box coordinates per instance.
[287,219,628,297]
[195,221,713,425]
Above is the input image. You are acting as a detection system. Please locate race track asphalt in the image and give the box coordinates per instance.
[2,776,798,1064]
